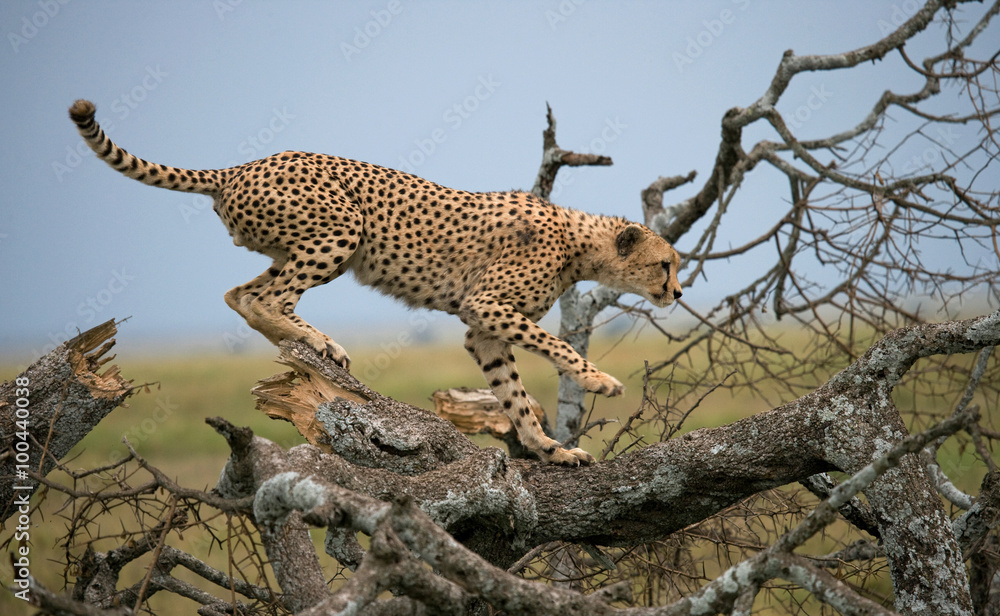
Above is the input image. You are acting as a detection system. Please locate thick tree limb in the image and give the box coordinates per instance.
[659,107,744,246]
[228,311,999,614]
[25,577,132,616]
[233,405,976,616]
[955,471,1000,558]
[11,311,995,615]
[254,342,478,474]
[640,172,698,231]
[0,319,132,521]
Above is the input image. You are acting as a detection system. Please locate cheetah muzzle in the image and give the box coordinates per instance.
[69,99,683,467]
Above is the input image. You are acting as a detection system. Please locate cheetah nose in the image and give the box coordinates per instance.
[674,290,683,299]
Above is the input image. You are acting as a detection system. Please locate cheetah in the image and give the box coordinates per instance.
[69,99,682,466]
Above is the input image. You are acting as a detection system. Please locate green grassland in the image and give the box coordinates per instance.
[3,333,749,468]
[0,331,990,614]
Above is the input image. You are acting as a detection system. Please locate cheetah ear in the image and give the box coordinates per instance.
[615,224,645,257]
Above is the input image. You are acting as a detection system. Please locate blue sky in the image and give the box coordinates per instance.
[1,1,993,362]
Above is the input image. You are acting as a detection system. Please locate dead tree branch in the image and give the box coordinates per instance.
[204,312,1000,614]
[0,319,132,522]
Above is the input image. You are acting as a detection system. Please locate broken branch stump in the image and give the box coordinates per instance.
[0,319,132,521]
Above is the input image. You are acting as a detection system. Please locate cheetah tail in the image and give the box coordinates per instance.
[68,100,226,196]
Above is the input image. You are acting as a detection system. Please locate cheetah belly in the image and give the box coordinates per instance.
[349,237,481,316]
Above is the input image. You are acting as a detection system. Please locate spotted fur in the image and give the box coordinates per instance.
[69,99,683,466]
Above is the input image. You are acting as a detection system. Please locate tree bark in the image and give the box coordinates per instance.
[253,342,479,474]
[221,311,1000,614]
[0,319,132,521]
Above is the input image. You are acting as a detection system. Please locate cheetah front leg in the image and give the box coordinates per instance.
[460,297,624,397]
[464,329,594,466]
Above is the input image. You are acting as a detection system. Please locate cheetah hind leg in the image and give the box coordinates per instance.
[224,257,285,321]
[465,329,595,466]
[237,251,353,368]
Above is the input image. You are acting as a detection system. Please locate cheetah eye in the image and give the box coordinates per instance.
[661,261,670,275]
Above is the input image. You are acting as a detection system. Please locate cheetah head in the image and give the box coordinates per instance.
[608,224,683,308]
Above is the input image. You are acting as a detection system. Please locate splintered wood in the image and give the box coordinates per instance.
[253,343,548,446]
[67,319,129,400]
[431,387,546,438]
[0,318,133,521]
[252,344,371,451]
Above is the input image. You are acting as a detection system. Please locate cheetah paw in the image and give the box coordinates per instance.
[302,335,351,370]
[547,447,596,467]
[574,370,625,397]
[323,343,351,371]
